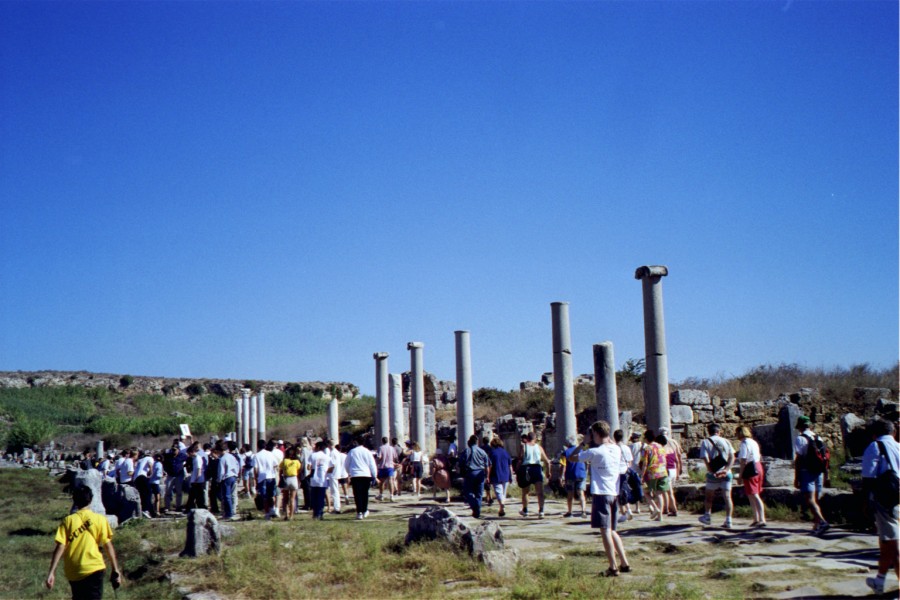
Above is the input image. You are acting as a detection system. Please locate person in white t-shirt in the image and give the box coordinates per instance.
[328,443,348,512]
[569,421,632,578]
[736,426,766,527]
[614,430,636,523]
[115,450,135,485]
[308,440,334,520]
[252,440,279,520]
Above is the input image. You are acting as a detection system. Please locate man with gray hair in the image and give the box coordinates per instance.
[561,435,587,518]
[698,423,735,529]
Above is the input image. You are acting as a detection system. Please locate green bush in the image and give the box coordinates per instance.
[119,375,134,388]
[185,382,205,397]
[6,417,56,451]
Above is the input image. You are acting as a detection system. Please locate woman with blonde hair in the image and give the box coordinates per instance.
[736,425,766,527]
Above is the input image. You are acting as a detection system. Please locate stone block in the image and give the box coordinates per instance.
[405,506,469,546]
[101,480,141,524]
[713,406,725,421]
[773,404,801,460]
[761,458,794,487]
[463,520,505,559]
[876,398,899,420]
[71,469,106,515]
[482,548,519,578]
[753,423,778,457]
[671,389,711,407]
[840,413,869,458]
[180,509,221,557]
[695,408,714,423]
[618,410,633,439]
[738,402,766,420]
[670,405,694,424]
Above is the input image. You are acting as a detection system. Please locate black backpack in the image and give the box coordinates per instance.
[706,438,728,473]
[801,433,830,475]
[875,441,899,509]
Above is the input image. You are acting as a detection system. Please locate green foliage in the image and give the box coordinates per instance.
[243,380,261,392]
[119,374,134,388]
[7,417,56,451]
[266,389,329,416]
[617,358,646,384]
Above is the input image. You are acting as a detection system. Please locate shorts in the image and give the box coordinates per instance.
[591,494,618,530]
[667,468,678,481]
[565,478,586,493]
[525,464,544,486]
[258,478,276,499]
[492,482,509,503]
[69,569,105,600]
[149,483,161,495]
[798,469,823,495]
[705,472,733,492]
[378,468,395,480]
[283,476,299,490]
[742,463,764,496]
[648,476,670,492]
[338,477,349,485]
[874,500,899,542]
[412,462,424,479]
[243,470,253,480]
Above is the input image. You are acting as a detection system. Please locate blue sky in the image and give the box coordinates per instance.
[1,1,896,395]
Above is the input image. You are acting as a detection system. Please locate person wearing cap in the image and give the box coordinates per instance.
[793,415,830,535]
[561,434,587,518]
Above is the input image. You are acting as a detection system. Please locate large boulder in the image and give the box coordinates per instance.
[482,548,519,577]
[101,480,142,524]
[840,413,869,458]
[405,506,469,547]
[761,458,794,487]
[71,469,106,515]
[670,405,694,424]
[671,390,711,407]
[463,521,505,559]
[180,509,221,557]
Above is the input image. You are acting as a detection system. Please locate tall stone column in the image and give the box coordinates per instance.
[249,395,258,446]
[328,398,339,442]
[593,341,619,432]
[257,392,266,441]
[234,397,243,445]
[408,342,426,450]
[389,373,405,442]
[96,441,104,458]
[241,389,251,446]
[455,330,474,450]
[373,352,390,442]
[551,302,577,449]
[635,265,671,434]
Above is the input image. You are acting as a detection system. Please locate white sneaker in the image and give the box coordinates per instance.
[363,510,369,519]
[723,518,732,529]
[626,512,634,521]
[538,511,545,519]
[865,576,885,594]
[356,513,363,520]
[698,514,711,525]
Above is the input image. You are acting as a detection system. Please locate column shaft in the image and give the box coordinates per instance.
[455,330,474,449]
[249,395,258,446]
[328,398,339,442]
[593,341,619,432]
[408,342,426,450]
[637,266,671,434]
[373,353,390,443]
[389,373,405,442]
[551,302,577,449]
[257,392,266,441]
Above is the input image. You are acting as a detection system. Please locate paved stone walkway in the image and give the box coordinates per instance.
[362,493,896,599]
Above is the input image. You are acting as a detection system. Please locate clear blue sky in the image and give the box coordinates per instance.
[1,1,896,395]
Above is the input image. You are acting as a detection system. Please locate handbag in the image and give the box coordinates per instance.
[741,461,758,479]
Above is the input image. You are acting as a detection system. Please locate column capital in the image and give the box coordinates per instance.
[407,341,424,350]
[373,352,389,360]
[634,265,669,280]
[550,301,570,307]
[454,330,470,335]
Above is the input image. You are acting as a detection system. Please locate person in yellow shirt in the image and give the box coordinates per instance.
[280,445,302,521]
[46,486,122,600]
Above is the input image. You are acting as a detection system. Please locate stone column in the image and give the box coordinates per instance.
[373,352,390,443]
[389,373,405,442]
[455,330,474,450]
[257,392,266,441]
[593,341,619,432]
[408,342,426,450]
[551,302,577,449]
[328,398,339,442]
[96,441,104,458]
[249,395,258,446]
[241,389,251,446]
[234,397,243,445]
[635,265,671,434]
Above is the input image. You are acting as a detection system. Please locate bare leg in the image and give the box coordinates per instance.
[600,528,618,571]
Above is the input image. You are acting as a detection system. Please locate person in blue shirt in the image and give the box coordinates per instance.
[861,418,899,594]
[461,435,490,518]
[487,436,512,518]
[562,435,587,518]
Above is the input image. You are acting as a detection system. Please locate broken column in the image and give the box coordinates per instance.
[373,352,390,442]
[96,440,104,459]
[389,373,405,442]
[257,392,266,441]
[455,330,474,450]
[249,395,258,446]
[328,398,339,442]
[408,342,426,450]
[551,302,577,449]
[635,265,671,434]
[234,397,243,445]
[241,389,251,446]
[593,341,619,432]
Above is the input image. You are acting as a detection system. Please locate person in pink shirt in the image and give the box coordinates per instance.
[375,437,398,501]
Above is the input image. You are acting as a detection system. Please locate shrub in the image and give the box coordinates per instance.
[6,417,56,452]
[185,383,205,397]
[119,375,134,388]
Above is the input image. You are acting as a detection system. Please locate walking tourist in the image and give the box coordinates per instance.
[45,486,123,600]
[345,435,378,520]
[614,429,636,523]
[487,436,512,517]
[736,426,766,527]
[793,415,831,534]
[148,453,164,518]
[569,421,632,577]
[252,440,279,520]
[561,435,587,518]
[431,450,452,503]
[375,437,398,501]
[639,430,668,521]
[518,432,550,519]
[309,440,333,520]
[659,428,682,517]
[862,418,899,594]
[461,435,489,518]
[218,441,241,520]
[698,423,735,529]
[279,445,301,521]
